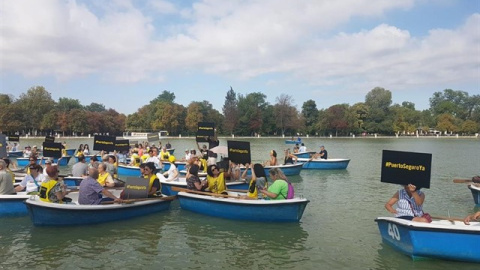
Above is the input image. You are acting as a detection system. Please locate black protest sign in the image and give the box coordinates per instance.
[123,177,149,199]
[147,133,159,142]
[42,142,62,158]
[45,136,55,143]
[115,139,130,152]
[0,134,6,158]
[93,135,116,152]
[381,150,432,189]
[196,122,215,142]
[7,135,19,142]
[227,140,251,165]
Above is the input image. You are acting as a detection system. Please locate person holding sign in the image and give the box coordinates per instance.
[144,162,161,197]
[241,163,268,199]
[206,164,226,194]
[384,184,430,223]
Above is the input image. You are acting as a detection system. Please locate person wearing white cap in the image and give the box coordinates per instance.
[43,158,56,177]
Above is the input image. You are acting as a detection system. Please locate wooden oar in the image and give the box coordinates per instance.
[453,179,473,183]
[431,215,464,222]
[171,186,241,199]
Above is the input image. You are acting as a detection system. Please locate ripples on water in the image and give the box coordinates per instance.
[1,137,479,269]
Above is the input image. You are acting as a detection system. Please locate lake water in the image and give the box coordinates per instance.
[1,137,479,269]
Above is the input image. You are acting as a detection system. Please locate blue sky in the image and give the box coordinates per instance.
[1,0,479,115]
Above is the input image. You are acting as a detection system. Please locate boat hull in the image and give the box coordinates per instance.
[178,192,308,222]
[0,194,30,217]
[375,217,480,263]
[16,158,41,167]
[53,156,72,166]
[161,179,249,196]
[7,151,23,157]
[285,140,301,144]
[162,161,186,171]
[74,155,97,163]
[117,165,142,177]
[292,151,315,159]
[25,197,172,226]
[65,149,76,156]
[297,158,350,170]
[469,185,480,205]
[63,177,84,187]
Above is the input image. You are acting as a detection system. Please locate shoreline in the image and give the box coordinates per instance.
[9,135,479,140]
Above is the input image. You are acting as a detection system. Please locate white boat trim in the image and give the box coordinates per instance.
[376,217,480,232]
[178,191,308,205]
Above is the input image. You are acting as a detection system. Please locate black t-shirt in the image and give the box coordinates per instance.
[320,150,328,159]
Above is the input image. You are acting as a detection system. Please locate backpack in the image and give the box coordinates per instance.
[282,180,294,199]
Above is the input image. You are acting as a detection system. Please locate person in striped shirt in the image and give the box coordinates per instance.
[384,184,430,223]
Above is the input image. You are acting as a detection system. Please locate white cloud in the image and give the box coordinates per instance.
[0,0,477,95]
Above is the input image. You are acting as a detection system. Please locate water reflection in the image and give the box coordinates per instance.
[374,241,480,270]
[176,211,309,269]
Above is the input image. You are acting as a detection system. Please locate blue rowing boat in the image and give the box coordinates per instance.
[16,158,41,167]
[375,217,480,263]
[177,191,309,222]
[53,156,72,166]
[117,164,142,177]
[0,193,30,217]
[160,178,249,196]
[16,156,71,166]
[74,155,97,163]
[63,177,83,187]
[297,158,350,170]
[285,140,301,144]
[292,151,316,159]
[24,193,175,226]
[469,184,480,205]
[7,151,23,158]
[65,149,76,156]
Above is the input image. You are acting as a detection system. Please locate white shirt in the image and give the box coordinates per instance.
[20,174,46,193]
[299,146,307,152]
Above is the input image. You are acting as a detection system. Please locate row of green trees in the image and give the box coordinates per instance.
[1,86,479,137]
[126,87,479,136]
[0,86,126,136]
